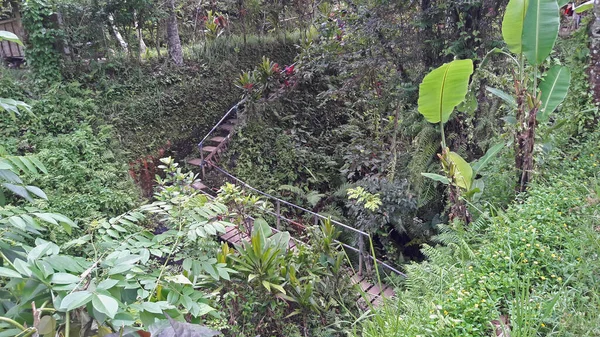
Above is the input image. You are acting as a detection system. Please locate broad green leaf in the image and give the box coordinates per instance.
[60,291,93,311]
[2,183,33,202]
[51,272,80,284]
[471,143,505,173]
[523,0,560,66]
[448,152,473,191]
[558,0,569,6]
[575,0,593,13]
[486,86,517,108]
[0,31,22,45]
[270,283,286,294]
[37,315,56,335]
[92,294,119,319]
[97,278,120,290]
[421,173,450,185]
[538,65,571,122]
[0,266,22,278]
[502,0,529,53]
[26,186,47,200]
[418,59,474,124]
[271,231,291,254]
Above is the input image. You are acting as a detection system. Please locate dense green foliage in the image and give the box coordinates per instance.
[2,0,600,335]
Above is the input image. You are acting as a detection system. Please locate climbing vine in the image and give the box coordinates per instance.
[21,0,62,81]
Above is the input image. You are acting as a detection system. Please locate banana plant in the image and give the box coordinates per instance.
[490,0,571,192]
[417,60,478,196]
[418,59,506,221]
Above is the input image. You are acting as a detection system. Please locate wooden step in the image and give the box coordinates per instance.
[188,158,202,166]
[191,181,207,190]
[219,124,235,132]
[209,136,227,143]
[202,146,219,153]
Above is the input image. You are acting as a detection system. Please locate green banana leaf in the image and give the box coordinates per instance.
[538,65,571,122]
[417,59,474,124]
[502,0,529,54]
[448,152,473,191]
[522,0,560,66]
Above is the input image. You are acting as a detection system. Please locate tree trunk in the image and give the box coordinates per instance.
[590,0,600,104]
[166,0,184,66]
[108,14,129,53]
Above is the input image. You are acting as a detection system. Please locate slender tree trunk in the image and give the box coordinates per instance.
[590,0,600,104]
[134,10,147,62]
[166,0,184,66]
[108,14,129,53]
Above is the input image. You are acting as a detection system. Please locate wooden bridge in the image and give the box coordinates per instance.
[186,100,403,307]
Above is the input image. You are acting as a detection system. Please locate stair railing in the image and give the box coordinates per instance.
[197,98,247,178]
[209,164,406,277]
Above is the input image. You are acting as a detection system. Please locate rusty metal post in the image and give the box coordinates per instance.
[276,200,281,230]
[313,214,318,226]
[200,144,205,179]
[358,235,364,276]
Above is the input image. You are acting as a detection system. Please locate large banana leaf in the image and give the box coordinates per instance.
[522,0,560,66]
[502,0,529,54]
[538,65,571,122]
[417,59,474,124]
[448,152,473,191]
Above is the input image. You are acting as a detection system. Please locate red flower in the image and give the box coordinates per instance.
[243,83,254,90]
[285,64,295,75]
[272,63,281,73]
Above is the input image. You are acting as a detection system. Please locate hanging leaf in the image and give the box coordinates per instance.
[0,31,23,45]
[471,143,505,174]
[0,266,22,278]
[538,65,571,122]
[417,59,474,124]
[522,0,560,66]
[575,0,593,13]
[92,294,119,319]
[60,291,93,311]
[486,86,517,108]
[421,173,450,185]
[502,0,529,54]
[448,152,473,191]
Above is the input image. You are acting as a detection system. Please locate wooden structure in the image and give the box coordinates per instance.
[0,2,25,60]
[187,100,404,308]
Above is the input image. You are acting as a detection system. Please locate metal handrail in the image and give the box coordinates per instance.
[194,99,406,277]
[208,164,406,277]
[211,165,368,236]
[198,98,247,150]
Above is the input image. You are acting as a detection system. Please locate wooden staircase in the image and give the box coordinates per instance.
[187,118,240,178]
[186,100,400,308]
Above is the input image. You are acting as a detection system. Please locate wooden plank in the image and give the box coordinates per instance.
[202,146,219,153]
[382,286,395,297]
[228,232,244,244]
[209,136,227,143]
[219,124,235,131]
[220,228,240,241]
[350,274,365,285]
[191,181,207,190]
[187,158,202,166]
[366,284,382,296]
[359,280,373,292]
